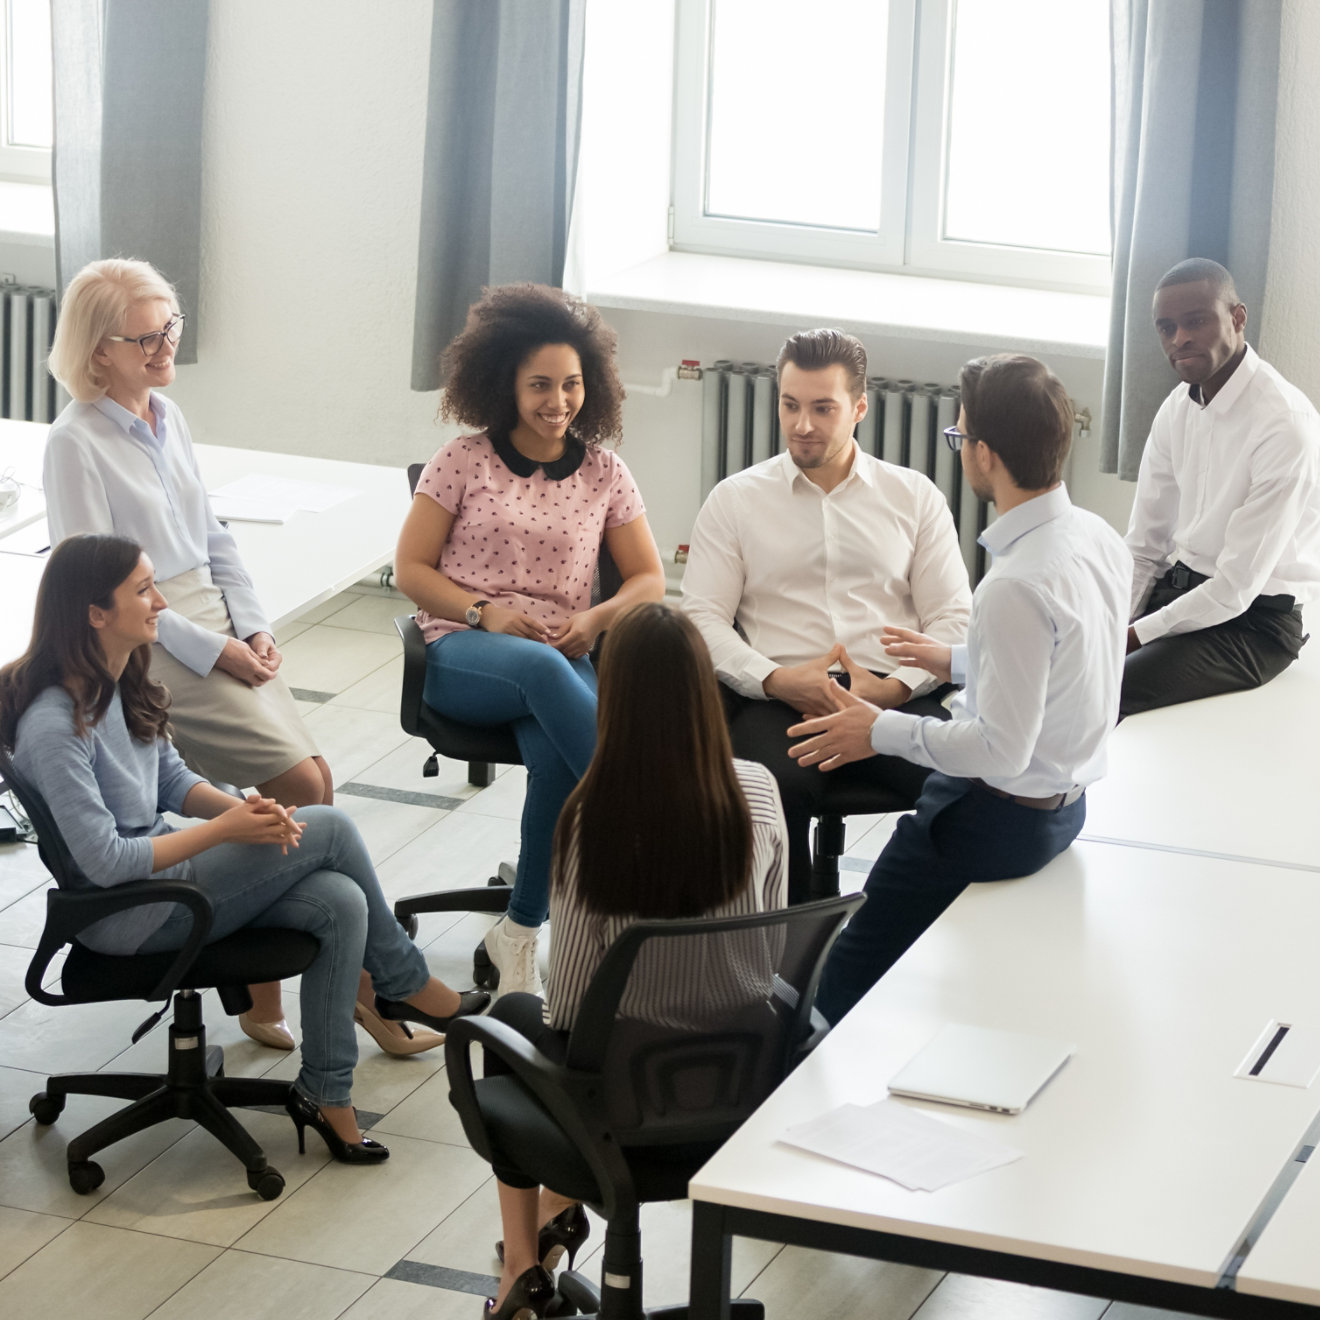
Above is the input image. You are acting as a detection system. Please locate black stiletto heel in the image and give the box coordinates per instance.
[375,989,490,1033]
[285,1089,390,1164]
[484,1264,554,1319]
[497,1202,590,1272]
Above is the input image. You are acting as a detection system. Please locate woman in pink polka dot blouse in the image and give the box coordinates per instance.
[395,284,665,996]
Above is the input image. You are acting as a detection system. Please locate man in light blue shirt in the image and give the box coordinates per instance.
[788,354,1131,1024]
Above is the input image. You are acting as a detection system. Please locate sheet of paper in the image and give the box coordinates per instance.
[779,1098,1023,1192]
[209,473,354,515]
[209,496,289,524]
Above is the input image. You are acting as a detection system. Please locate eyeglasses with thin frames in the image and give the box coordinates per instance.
[106,313,186,359]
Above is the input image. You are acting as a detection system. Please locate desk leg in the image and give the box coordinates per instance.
[690,1201,732,1320]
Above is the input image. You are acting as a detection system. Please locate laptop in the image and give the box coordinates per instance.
[887,1023,1075,1115]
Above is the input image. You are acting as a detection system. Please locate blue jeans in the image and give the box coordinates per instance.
[137,805,430,1107]
[815,774,1086,1025]
[424,631,598,926]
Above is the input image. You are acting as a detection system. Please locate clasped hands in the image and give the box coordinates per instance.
[222,795,304,852]
[477,604,599,659]
[216,632,283,687]
[780,628,952,772]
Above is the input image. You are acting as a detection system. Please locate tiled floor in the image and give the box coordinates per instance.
[0,586,1196,1320]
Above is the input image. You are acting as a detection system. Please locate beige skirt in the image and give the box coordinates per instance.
[150,567,320,789]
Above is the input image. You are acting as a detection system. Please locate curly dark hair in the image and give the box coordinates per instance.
[438,284,626,447]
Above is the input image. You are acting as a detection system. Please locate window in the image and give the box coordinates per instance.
[672,0,1111,291]
[0,0,52,184]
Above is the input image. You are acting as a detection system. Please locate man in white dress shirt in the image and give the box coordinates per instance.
[682,329,972,903]
[1122,258,1320,717]
[788,354,1130,1023]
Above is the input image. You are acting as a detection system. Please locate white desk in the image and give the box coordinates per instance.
[0,439,411,663]
[689,841,1320,1318]
[1081,641,1320,872]
[0,418,48,538]
[1238,1143,1320,1308]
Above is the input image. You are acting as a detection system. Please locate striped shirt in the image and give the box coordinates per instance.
[546,759,788,1032]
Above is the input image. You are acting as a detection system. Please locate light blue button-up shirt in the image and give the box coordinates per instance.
[869,484,1131,796]
[43,394,270,676]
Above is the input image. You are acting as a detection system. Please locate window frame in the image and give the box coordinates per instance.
[670,0,1111,293]
[0,0,52,186]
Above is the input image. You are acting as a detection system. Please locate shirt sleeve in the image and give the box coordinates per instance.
[870,578,1053,780]
[43,425,115,546]
[156,737,206,815]
[1133,416,1320,643]
[546,823,606,1032]
[680,483,779,698]
[603,452,646,528]
[413,440,467,516]
[1124,401,1179,622]
[750,767,789,911]
[895,482,973,696]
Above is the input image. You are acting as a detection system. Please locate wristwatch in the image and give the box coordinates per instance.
[465,599,491,628]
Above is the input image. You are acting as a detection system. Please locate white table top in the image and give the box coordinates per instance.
[1236,1141,1320,1306]
[0,418,49,539]
[1081,640,1320,872]
[0,437,410,665]
[690,840,1320,1291]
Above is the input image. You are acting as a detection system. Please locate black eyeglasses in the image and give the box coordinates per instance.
[107,313,186,358]
[943,425,976,452]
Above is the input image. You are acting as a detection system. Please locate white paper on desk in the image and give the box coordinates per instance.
[209,473,354,515]
[208,495,289,524]
[779,1098,1023,1191]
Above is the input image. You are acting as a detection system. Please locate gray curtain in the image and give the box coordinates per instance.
[50,0,208,365]
[411,0,586,392]
[1101,0,1282,478]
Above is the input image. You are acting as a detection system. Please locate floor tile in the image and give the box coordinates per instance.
[0,1062,45,1141]
[0,884,49,949]
[406,1177,504,1277]
[0,939,34,1015]
[341,1275,490,1320]
[234,1133,491,1274]
[84,1107,332,1247]
[372,1065,474,1149]
[300,705,415,785]
[454,765,527,821]
[332,792,448,867]
[1103,1306,1203,1320]
[0,1220,219,1320]
[327,592,413,635]
[373,808,520,909]
[293,592,361,626]
[747,1243,941,1319]
[0,839,47,910]
[913,1273,1108,1320]
[0,991,163,1074]
[333,654,406,713]
[351,737,483,802]
[0,1204,70,1280]
[279,625,400,696]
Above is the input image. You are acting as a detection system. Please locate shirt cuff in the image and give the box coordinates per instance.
[157,611,227,677]
[727,653,780,700]
[887,664,932,699]
[1132,611,1168,646]
[869,708,916,757]
[949,644,968,686]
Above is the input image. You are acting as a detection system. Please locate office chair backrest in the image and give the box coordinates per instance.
[564,894,862,1146]
[0,744,86,890]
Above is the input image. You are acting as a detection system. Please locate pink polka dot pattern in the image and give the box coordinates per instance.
[414,433,646,643]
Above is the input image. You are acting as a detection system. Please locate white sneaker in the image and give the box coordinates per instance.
[485,915,543,998]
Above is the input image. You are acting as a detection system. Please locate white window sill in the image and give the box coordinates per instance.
[0,179,54,247]
[588,252,1110,360]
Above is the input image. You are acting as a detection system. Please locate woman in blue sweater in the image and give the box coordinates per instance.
[0,534,487,1163]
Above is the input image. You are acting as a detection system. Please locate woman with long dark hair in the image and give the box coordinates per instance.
[0,535,487,1163]
[479,603,788,1319]
[395,284,666,999]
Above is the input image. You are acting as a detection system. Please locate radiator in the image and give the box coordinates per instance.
[701,362,990,583]
[1,283,59,424]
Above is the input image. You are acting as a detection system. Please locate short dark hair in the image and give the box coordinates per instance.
[776,328,867,399]
[439,283,625,447]
[958,354,1072,491]
[1155,258,1241,308]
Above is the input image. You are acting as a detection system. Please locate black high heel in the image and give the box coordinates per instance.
[375,988,490,1033]
[484,1264,554,1320]
[285,1089,390,1164]
[497,1202,590,1272]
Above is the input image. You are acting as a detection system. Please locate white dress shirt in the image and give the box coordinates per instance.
[870,485,1130,796]
[1126,346,1320,643]
[681,445,972,699]
[44,395,270,676]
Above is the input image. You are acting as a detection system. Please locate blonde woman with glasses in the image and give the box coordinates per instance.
[43,258,438,1058]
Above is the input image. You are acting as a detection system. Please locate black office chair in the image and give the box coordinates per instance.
[445,892,864,1319]
[1,747,319,1200]
[391,460,624,984]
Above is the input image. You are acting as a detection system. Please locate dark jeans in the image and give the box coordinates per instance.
[815,774,1086,1025]
[722,683,950,904]
[1121,566,1305,719]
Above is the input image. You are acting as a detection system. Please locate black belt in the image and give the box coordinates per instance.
[1165,561,1297,613]
[970,779,1084,811]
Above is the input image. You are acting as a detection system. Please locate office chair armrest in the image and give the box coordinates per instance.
[24,880,214,1010]
[393,614,428,738]
[444,1015,636,1206]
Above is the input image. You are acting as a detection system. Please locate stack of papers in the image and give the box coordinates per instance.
[779,1098,1023,1191]
[209,474,355,524]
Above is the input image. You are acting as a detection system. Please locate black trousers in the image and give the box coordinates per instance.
[1120,566,1305,719]
[721,682,951,904]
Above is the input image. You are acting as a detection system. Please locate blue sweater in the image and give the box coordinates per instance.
[14,686,205,952]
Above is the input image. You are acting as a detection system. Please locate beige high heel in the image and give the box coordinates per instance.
[238,1012,296,1051]
[353,998,445,1056]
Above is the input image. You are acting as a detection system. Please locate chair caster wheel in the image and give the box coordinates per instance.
[399,913,419,940]
[248,1166,285,1200]
[30,1092,64,1125]
[473,940,500,990]
[68,1160,105,1194]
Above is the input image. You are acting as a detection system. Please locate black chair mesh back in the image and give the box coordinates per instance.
[566,900,852,1148]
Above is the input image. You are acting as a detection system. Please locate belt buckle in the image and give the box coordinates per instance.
[1171,564,1191,590]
